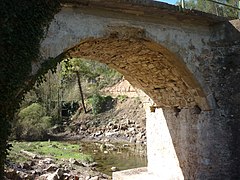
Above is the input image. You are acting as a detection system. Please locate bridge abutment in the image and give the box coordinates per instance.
[37,3,240,179]
[146,107,184,179]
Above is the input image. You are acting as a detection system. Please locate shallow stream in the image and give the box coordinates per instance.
[73,141,147,176]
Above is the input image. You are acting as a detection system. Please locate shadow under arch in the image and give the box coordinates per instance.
[58,34,209,110]
[45,32,210,179]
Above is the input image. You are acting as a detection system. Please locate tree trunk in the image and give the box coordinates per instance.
[75,71,87,113]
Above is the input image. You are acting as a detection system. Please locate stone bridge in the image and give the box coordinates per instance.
[37,0,240,179]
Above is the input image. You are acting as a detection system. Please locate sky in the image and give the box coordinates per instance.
[154,0,178,5]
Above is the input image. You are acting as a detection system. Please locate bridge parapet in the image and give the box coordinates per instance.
[61,0,226,26]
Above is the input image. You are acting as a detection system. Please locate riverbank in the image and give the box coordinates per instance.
[5,141,110,180]
[5,141,146,180]
[49,97,147,145]
[5,97,147,179]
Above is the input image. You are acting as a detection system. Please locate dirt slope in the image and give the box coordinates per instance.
[58,96,147,144]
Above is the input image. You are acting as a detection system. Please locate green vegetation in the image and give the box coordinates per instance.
[88,94,114,115]
[8,141,93,164]
[0,0,61,177]
[61,57,122,114]
[13,103,52,140]
[61,58,122,93]
[117,95,128,103]
[184,0,239,19]
[10,58,122,140]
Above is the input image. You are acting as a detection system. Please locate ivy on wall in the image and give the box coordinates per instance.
[0,0,61,177]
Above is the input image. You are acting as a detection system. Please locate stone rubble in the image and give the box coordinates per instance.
[5,156,110,180]
[54,97,147,145]
[5,98,147,180]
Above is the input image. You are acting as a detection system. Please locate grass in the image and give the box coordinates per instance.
[8,141,94,163]
[117,95,128,102]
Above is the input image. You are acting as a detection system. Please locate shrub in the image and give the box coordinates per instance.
[117,95,128,102]
[15,103,52,140]
[88,94,114,115]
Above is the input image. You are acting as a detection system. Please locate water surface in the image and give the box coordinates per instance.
[75,142,147,176]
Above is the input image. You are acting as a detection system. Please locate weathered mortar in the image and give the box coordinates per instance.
[209,24,240,177]
[38,1,240,179]
[40,6,215,110]
[65,32,206,109]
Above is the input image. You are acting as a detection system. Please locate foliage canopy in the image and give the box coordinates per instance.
[0,0,61,177]
[16,103,52,140]
[184,0,239,19]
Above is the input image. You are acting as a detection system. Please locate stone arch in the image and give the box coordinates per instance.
[32,4,240,179]
[54,26,208,110]
[42,28,210,179]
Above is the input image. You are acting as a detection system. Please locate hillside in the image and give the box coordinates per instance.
[50,95,147,144]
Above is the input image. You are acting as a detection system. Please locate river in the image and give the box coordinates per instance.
[73,141,147,176]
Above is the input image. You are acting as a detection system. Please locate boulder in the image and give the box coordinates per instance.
[81,124,87,131]
[120,124,128,130]
[43,164,58,172]
[82,161,98,167]
[42,158,55,164]
[130,137,136,143]
[21,162,31,170]
[69,158,83,166]
[46,169,63,180]
[20,150,39,159]
[4,168,18,179]
[95,131,102,136]
[89,176,99,180]
[111,166,117,172]
[128,127,135,132]
[85,175,91,180]
[63,173,72,179]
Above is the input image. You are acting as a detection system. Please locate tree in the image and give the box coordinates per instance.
[14,67,62,126]
[61,58,88,113]
[75,70,87,113]
[184,0,239,19]
[0,0,60,177]
[61,58,123,115]
[16,103,52,140]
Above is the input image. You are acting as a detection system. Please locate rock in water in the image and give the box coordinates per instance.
[111,166,117,172]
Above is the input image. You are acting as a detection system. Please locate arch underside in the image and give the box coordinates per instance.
[63,36,207,109]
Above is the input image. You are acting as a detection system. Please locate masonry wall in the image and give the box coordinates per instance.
[207,40,240,178]
[39,5,240,179]
[146,104,239,179]
[40,7,213,108]
[194,20,240,178]
[146,108,184,179]
[164,108,231,179]
[146,106,214,179]
[146,21,240,178]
